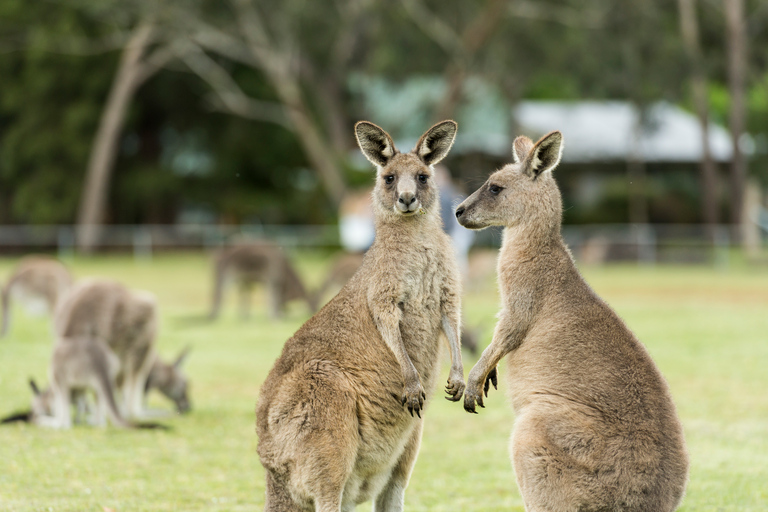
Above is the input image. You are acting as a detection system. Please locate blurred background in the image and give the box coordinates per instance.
[2,2,768,510]
[0,0,766,261]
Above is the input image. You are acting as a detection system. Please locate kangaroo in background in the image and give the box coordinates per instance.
[144,346,192,414]
[55,279,159,420]
[1,255,72,338]
[257,120,465,512]
[455,131,688,511]
[29,336,138,429]
[209,243,317,320]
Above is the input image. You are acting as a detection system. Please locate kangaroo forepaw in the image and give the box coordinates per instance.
[401,381,426,418]
[444,368,466,402]
[463,385,484,414]
[483,367,498,398]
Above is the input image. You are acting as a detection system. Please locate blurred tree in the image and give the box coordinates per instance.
[77,20,175,252]
[724,0,748,227]
[678,0,720,238]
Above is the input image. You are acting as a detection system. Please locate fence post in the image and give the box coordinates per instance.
[133,227,153,262]
[57,227,75,260]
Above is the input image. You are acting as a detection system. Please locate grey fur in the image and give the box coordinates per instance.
[456,131,688,511]
[209,243,317,320]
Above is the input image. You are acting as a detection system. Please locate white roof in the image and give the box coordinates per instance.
[513,100,734,163]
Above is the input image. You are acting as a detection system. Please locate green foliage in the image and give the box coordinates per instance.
[0,0,767,225]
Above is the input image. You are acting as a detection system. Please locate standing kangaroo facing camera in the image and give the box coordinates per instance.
[456,131,688,512]
[256,120,465,512]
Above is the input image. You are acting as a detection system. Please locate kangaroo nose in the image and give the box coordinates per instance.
[455,206,465,219]
[398,194,416,206]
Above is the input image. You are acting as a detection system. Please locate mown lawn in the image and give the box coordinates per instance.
[0,251,767,511]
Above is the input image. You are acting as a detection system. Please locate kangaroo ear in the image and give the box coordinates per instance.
[173,345,192,369]
[355,121,397,168]
[29,378,40,396]
[524,131,563,178]
[512,136,534,164]
[414,120,458,166]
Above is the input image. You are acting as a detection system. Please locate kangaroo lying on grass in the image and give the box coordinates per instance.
[1,255,72,338]
[209,243,317,320]
[257,120,465,512]
[455,131,688,512]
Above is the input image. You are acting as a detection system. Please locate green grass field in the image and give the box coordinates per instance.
[1,251,767,511]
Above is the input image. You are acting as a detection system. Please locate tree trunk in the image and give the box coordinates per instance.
[76,23,155,253]
[677,0,719,241]
[724,0,747,228]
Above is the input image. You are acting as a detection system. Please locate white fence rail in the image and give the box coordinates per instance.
[0,223,759,267]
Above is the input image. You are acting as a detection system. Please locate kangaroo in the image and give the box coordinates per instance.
[25,337,167,429]
[209,243,317,320]
[54,278,159,420]
[144,346,192,414]
[455,131,688,512]
[1,255,72,338]
[29,336,131,429]
[256,120,465,512]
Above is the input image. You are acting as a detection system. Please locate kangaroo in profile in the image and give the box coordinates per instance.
[256,120,465,512]
[54,279,159,420]
[1,255,72,338]
[209,243,317,320]
[455,131,688,511]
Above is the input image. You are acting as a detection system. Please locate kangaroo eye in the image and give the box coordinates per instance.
[418,174,428,184]
[489,184,504,195]
[384,175,395,185]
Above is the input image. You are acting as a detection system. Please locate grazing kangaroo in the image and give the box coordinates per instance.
[209,243,317,320]
[29,336,136,429]
[55,279,159,420]
[145,346,192,414]
[455,131,688,512]
[256,120,465,512]
[1,255,72,338]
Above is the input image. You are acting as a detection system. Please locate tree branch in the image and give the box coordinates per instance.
[180,42,289,128]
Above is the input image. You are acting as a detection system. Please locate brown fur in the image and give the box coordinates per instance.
[209,243,317,320]
[315,252,479,354]
[1,255,72,338]
[456,131,688,512]
[256,121,465,512]
[54,279,158,420]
